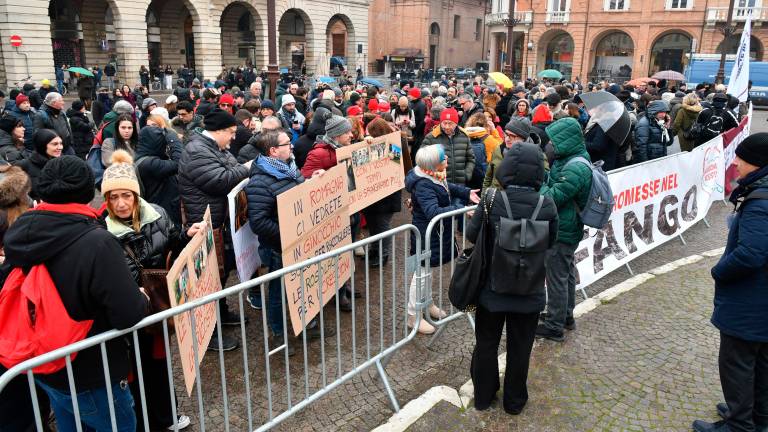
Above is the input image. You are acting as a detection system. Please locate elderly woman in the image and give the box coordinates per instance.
[404,144,480,334]
[101,150,197,431]
[466,141,558,416]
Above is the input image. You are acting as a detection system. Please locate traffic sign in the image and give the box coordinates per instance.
[10,35,21,47]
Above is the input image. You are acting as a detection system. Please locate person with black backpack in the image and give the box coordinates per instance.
[466,141,558,415]
[693,93,738,147]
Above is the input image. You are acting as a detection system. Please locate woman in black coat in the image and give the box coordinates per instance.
[135,124,183,224]
[67,101,95,159]
[465,141,558,416]
[16,129,63,201]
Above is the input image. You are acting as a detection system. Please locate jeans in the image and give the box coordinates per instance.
[36,379,136,432]
[719,332,768,432]
[106,76,115,91]
[542,242,578,333]
[253,246,284,335]
[362,210,393,259]
[56,80,64,94]
[471,306,539,412]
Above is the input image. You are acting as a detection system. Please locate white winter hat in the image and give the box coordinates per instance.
[281,94,296,107]
[165,95,178,104]
[150,107,170,124]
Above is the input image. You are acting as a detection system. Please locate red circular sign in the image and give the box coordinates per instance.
[10,35,21,47]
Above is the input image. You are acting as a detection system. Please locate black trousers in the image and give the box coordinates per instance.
[471,306,539,413]
[130,331,176,431]
[720,332,768,432]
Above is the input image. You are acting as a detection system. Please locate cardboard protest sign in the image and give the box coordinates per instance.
[575,137,724,289]
[335,131,405,214]
[276,164,352,336]
[166,206,222,396]
[228,179,261,282]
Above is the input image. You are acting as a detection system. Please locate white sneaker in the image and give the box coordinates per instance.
[354,246,366,257]
[168,415,191,430]
[407,315,435,335]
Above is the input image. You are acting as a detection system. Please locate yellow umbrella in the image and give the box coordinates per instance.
[488,72,514,89]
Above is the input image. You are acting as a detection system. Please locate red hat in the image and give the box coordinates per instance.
[15,94,29,106]
[368,99,379,112]
[219,94,235,106]
[347,105,363,117]
[408,87,421,99]
[378,100,391,113]
[440,108,459,124]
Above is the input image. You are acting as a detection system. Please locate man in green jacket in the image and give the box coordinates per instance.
[536,117,593,342]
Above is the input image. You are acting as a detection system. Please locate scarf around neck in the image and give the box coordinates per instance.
[262,155,302,180]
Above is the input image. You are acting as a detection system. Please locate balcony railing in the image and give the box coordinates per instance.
[485,11,534,26]
[706,6,767,24]
[545,10,570,24]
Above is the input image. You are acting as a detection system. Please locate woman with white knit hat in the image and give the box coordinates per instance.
[101,150,201,431]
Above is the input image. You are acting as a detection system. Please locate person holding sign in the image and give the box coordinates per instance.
[246,129,330,352]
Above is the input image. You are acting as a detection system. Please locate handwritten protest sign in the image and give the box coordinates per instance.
[335,131,405,214]
[228,179,261,282]
[277,164,352,336]
[166,206,222,396]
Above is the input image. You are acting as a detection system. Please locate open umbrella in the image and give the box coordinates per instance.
[488,72,514,89]
[537,69,563,80]
[579,91,632,145]
[359,77,384,88]
[66,67,94,77]
[625,77,657,87]
[652,70,686,81]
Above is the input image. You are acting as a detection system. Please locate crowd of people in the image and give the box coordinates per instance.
[0,67,763,432]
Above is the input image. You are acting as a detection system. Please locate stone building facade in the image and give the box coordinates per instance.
[368,0,491,73]
[486,0,768,81]
[0,0,369,89]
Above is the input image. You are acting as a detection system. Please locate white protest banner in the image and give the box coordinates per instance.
[335,131,406,214]
[166,207,222,396]
[228,179,261,282]
[575,137,725,289]
[276,164,352,336]
[726,11,752,102]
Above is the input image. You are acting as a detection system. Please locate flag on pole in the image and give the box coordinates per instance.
[726,11,752,102]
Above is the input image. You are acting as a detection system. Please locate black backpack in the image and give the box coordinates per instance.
[489,191,550,297]
[689,108,724,142]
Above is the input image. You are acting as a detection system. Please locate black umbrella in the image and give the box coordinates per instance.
[579,91,632,145]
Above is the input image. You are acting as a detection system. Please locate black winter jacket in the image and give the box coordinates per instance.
[634,101,671,163]
[179,131,249,228]
[136,127,183,224]
[3,208,149,391]
[410,99,427,138]
[294,108,328,168]
[467,142,558,314]
[67,109,95,159]
[16,151,51,201]
[245,157,304,251]
[421,126,476,186]
[230,123,253,158]
[585,124,617,171]
[0,129,26,164]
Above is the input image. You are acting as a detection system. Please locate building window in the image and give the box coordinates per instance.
[604,0,629,10]
[453,15,460,39]
[475,19,482,41]
[549,0,569,11]
[666,0,692,9]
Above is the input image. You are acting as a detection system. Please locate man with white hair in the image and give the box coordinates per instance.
[277,94,305,142]
[245,81,262,103]
[33,92,74,155]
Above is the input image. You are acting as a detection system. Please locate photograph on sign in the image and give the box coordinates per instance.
[335,131,405,214]
[228,179,261,282]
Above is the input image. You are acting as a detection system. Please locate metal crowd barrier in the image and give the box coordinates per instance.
[0,224,423,432]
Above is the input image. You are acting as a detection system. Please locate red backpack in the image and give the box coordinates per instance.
[0,265,94,374]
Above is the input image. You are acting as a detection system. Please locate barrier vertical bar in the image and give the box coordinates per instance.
[26,371,44,432]
[279,277,292,411]
[237,293,254,430]
[379,238,385,354]
[317,262,327,388]
[335,258,342,379]
[365,245,371,360]
[64,355,83,432]
[162,319,180,432]
[259,283,273,420]
[214,302,230,431]
[99,343,118,432]
[300,271,309,399]
[132,331,151,432]
[188,311,206,431]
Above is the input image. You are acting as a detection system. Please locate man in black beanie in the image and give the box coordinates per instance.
[693,132,768,432]
[178,108,250,350]
[2,155,149,431]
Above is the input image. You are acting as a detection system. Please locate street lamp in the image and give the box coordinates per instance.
[501,0,521,79]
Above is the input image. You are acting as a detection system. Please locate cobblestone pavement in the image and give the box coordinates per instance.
[145,111,768,431]
[406,255,724,432]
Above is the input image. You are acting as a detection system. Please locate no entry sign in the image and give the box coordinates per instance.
[10,35,21,47]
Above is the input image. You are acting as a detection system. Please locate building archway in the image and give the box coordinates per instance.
[538,30,575,81]
[648,31,692,75]
[50,0,119,69]
[592,30,634,82]
[148,0,201,77]
[326,14,354,75]
[278,8,313,74]
[220,2,264,68]
[716,34,764,61]
[429,22,440,69]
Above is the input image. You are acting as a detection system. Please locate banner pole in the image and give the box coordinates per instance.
[702,216,711,228]
[678,233,688,246]
[625,263,635,276]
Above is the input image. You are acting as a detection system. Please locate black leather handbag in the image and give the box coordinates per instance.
[448,188,496,312]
